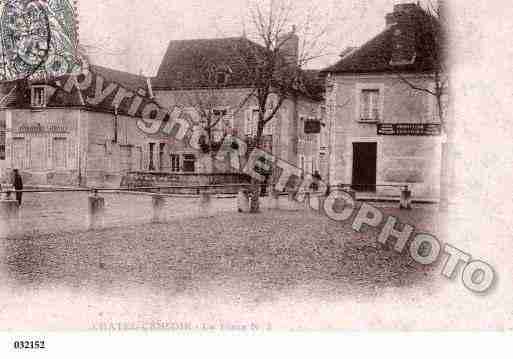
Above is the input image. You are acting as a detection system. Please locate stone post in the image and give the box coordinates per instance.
[287,189,295,203]
[400,186,412,210]
[152,194,165,223]
[303,192,311,210]
[309,192,321,211]
[0,196,20,238]
[271,188,280,209]
[88,190,105,230]
[237,189,250,213]
[199,190,212,216]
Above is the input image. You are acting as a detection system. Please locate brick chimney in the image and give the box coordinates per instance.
[385,2,419,26]
[387,3,421,66]
[278,25,299,66]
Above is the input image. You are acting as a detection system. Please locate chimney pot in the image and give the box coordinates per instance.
[393,3,418,14]
[386,12,396,26]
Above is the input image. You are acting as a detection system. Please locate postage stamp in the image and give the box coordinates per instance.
[0,0,81,81]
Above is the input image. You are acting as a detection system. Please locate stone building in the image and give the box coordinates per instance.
[0,65,162,187]
[152,36,323,175]
[321,3,443,198]
[0,35,324,187]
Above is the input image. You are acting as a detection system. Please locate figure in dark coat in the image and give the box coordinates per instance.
[310,171,322,192]
[12,169,23,205]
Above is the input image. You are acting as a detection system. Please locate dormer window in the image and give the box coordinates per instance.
[31,85,47,108]
[216,70,229,86]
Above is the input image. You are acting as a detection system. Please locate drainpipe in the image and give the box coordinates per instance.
[146,77,154,99]
[113,104,118,143]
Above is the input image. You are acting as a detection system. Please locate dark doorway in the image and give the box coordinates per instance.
[352,142,377,192]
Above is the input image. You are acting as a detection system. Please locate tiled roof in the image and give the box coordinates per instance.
[322,5,440,74]
[153,36,324,100]
[90,64,148,91]
[152,37,265,90]
[2,65,157,118]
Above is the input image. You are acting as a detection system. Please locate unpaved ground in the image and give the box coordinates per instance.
[0,195,503,331]
[0,206,448,330]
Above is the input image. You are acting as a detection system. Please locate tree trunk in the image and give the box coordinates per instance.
[249,179,261,213]
[248,123,265,213]
[439,141,453,212]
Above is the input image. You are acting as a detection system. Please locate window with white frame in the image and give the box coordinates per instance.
[31,85,46,108]
[245,108,260,137]
[360,88,381,121]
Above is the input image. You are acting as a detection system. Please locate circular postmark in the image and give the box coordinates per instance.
[0,0,80,81]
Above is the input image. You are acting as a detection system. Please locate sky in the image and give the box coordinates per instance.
[78,0,414,75]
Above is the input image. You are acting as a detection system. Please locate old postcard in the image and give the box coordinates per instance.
[0,0,511,345]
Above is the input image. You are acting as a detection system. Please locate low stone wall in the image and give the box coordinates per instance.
[120,172,252,194]
[0,170,81,187]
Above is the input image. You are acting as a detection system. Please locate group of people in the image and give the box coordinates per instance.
[0,169,24,205]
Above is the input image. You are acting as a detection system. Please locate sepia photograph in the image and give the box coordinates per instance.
[0,0,511,352]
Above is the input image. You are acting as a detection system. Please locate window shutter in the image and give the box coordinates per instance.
[251,109,259,136]
[263,118,273,135]
[361,91,370,119]
[244,109,252,135]
[225,108,234,129]
[371,91,379,120]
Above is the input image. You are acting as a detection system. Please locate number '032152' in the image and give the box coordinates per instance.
[13,340,46,350]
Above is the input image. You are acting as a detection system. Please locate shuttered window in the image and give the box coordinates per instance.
[170,154,180,172]
[53,138,67,169]
[245,108,260,136]
[360,89,380,121]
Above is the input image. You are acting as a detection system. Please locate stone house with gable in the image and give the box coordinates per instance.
[321,3,443,198]
[151,35,324,175]
[0,65,166,187]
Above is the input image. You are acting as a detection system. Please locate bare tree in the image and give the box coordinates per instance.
[233,0,329,212]
[182,89,239,173]
[393,1,450,209]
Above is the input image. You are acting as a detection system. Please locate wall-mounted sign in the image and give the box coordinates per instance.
[377,123,442,136]
[16,124,68,134]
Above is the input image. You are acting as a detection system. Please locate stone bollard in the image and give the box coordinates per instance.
[287,189,295,203]
[152,194,165,223]
[318,194,327,212]
[0,198,20,238]
[88,191,105,230]
[237,189,250,213]
[303,192,311,210]
[199,191,212,215]
[309,192,321,211]
[400,186,412,210]
[271,189,280,209]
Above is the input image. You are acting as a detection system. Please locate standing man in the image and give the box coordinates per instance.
[12,169,23,205]
[311,170,322,192]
